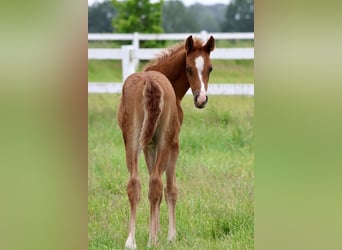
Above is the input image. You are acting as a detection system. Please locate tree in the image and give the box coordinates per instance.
[112,0,164,47]
[162,0,188,32]
[221,0,254,32]
[88,1,116,33]
[162,1,226,33]
[187,4,220,32]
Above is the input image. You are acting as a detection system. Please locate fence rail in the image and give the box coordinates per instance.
[88,31,254,41]
[88,31,254,94]
[88,48,254,60]
[88,83,254,96]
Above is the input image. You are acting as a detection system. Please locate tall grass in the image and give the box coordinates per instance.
[88,94,254,249]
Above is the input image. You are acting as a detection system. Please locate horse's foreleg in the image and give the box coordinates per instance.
[165,143,179,242]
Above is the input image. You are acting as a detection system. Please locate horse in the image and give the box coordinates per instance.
[117,35,215,249]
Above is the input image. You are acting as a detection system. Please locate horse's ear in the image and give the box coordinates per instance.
[204,35,215,53]
[185,35,194,54]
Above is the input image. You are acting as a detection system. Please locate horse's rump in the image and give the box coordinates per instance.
[140,76,164,147]
[118,71,178,150]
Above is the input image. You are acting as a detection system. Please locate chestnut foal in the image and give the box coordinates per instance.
[117,35,215,249]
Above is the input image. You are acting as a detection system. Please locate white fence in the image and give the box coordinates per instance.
[88,31,254,42]
[88,83,254,96]
[88,31,254,95]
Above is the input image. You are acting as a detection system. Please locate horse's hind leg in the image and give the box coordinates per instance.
[165,142,179,242]
[148,148,170,247]
[143,144,156,175]
[143,145,162,232]
[124,139,141,250]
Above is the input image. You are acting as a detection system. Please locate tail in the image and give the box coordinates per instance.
[139,79,164,148]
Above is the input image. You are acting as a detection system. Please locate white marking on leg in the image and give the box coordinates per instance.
[167,201,176,242]
[194,56,207,105]
[126,197,137,249]
[125,233,136,250]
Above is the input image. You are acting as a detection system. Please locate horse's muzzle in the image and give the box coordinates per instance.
[194,94,208,109]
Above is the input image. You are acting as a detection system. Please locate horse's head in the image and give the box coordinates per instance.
[184,35,215,109]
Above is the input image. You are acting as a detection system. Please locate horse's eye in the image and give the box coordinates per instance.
[209,66,213,73]
[186,66,192,73]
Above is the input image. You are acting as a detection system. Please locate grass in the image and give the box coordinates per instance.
[88,94,254,249]
[88,60,123,82]
[88,59,254,83]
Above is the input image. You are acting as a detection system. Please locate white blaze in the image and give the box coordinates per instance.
[195,56,206,104]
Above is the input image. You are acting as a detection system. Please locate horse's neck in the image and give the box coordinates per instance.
[172,75,190,101]
[151,51,190,101]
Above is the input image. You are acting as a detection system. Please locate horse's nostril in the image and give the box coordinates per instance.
[194,94,208,108]
[194,94,198,106]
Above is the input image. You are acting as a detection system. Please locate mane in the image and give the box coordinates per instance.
[144,37,204,71]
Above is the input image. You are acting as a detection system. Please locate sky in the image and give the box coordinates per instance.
[88,0,230,7]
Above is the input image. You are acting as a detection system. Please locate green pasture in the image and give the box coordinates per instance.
[88,94,254,249]
[88,59,254,83]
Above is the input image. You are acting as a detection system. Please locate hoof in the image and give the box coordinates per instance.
[168,233,176,243]
[147,237,158,248]
[125,235,137,250]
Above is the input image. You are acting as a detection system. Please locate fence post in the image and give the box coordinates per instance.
[132,32,139,71]
[121,45,135,82]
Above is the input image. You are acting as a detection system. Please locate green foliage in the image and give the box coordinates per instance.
[162,0,189,32]
[222,0,254,32]
[88,1,116,33]
[162,1,226,32]
[88,94,254,249]
[89,0,254,34]
[186,4,222,32]
[112,0,164,47]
